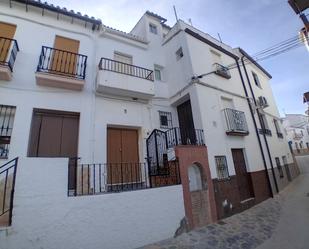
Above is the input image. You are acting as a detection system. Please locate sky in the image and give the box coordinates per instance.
[49,0,308,116]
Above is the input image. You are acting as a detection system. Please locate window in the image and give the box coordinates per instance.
[0,105,16,159]
[215,156,229,180]
[159,111,172,129]
[306,142,309,149]
[154,69,161,81]
[274,119,283,138]
[149,23,157,34]
[252,72,261,88]
[114,52,132,65]
[275,157,284,178]
[154,65,163,81]
[28,109,79,157]
[176,47,183,60]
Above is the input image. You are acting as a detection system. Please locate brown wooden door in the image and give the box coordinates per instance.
[231,149,254,201]
[0,22,16,62]
[51,36,80,75]
[28,110,79,157]
[177,100,196,144]
[107,128,139,184]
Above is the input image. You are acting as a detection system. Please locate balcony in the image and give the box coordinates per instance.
[223,108,249,136]
[96,57,154,99]
[259,128,272,136]
[0,37,19,81]
[214,63,231,79]
[35,46,87,90]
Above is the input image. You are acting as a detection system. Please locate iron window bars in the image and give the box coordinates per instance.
[0,105,16,159]
[215,156,229,180]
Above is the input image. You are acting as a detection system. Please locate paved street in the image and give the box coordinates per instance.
[139,173,309,249]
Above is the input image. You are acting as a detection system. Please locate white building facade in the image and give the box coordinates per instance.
[0,1,300,249]
[282,114,309,155]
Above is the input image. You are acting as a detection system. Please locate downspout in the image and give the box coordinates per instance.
[235,59,274,197]
[240,56,279,194]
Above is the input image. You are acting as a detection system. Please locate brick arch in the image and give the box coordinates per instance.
[175,146,217,229]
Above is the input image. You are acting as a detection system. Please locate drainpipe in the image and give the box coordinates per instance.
[239,56,279,194]
[235,60,275,197]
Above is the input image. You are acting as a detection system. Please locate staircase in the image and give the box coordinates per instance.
[0,157,18,227]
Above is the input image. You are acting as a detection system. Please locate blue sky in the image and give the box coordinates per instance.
[49,0,308,116]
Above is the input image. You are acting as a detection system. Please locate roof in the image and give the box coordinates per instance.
[288,0,309,14]
[145,11,167,23]
[238,48,272,79]
[11,0,102,26]
[184,28,239,60]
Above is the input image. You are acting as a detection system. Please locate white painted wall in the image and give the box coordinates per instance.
[0,158,185,249]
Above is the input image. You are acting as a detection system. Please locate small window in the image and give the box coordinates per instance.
[252,72,261,88]
[114,52,132,65]
[306,142,309,149]
[159,111,172,129]
[154,69,161,81]
[273,119,280,133]
[176,47,183,60]
[275,157,284,178]
[259,114,269,129]
[149,23,157,34]
[215,156,229,180]
[0,105,16,159]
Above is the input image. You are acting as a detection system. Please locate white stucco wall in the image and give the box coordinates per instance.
[0,158,185,249]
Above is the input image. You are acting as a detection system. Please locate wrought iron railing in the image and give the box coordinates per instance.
[0,105,16,159]
[0,37,19,72]
[67,158,180,196]
[214,63,231,79]
[146,127,205,169]
[258,128,272,136]
[37,46,87,79]
[99,57,154,81]
[0,157,18,226]
[223,108,249,134]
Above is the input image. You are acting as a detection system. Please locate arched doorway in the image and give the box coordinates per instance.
[188,163,209,227]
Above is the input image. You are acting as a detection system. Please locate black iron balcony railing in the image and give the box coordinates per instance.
[214,63,231,79]
[37,46,87,79]
[99,57,154,81]
[0,37,19,72]
[277,132,283,139]
[0,157,18,226]
[67,158,180,196]
[223,108,249,135]
[146,127,205,170]
[259,128,272,136]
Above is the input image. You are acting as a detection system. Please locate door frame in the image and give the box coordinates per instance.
[231,148,254,201]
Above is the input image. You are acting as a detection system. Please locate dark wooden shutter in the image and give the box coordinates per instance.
[28,109,79,157]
